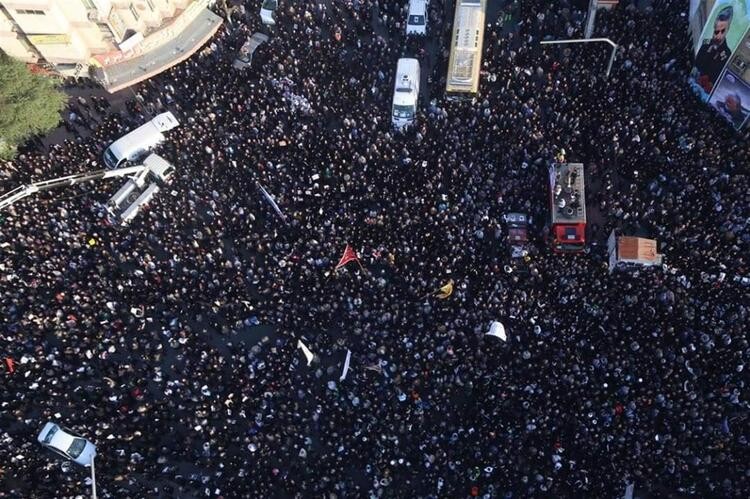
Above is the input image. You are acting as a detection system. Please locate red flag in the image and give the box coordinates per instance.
[335,244,360,270]
[5,357,16,374]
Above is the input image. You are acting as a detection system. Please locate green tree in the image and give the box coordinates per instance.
[0,54,67,160]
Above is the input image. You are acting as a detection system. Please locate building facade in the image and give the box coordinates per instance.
[0,0,221,89]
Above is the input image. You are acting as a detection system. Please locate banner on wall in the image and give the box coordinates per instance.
[27,34,71,45]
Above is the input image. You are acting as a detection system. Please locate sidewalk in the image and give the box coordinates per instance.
[39,84,134,151]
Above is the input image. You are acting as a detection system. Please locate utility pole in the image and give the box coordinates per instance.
[584,0,598,38]
[539,38,618,78]
[90,455,97,499]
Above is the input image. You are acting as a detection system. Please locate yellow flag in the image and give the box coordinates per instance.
[435,279,454,299]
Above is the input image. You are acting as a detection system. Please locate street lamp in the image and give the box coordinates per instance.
[90,455,97,499]
[540,38,618,78]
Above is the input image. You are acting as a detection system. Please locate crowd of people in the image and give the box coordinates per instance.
[1,0,749,497]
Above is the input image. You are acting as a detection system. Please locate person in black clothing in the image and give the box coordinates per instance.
[0,1,749,498]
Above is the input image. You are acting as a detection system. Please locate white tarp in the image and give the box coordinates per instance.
[486,321,507,341]
[340,349,352,381]
[297,339,314,366]
[256,182,286,222]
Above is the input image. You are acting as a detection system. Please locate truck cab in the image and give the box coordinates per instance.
[107,153,174,225]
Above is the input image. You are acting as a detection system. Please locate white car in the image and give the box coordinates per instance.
[260,0,277,25]
[406,0,427,36]
[37,422,96,467]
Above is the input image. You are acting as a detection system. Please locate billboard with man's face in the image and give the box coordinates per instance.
[690,0,750,100]
[691,0,718,55]
[708,70,750,129]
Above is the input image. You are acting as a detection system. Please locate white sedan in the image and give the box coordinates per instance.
[37,422,96,467]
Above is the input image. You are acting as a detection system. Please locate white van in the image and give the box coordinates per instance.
[406,0,427,36]
[103,112,179,169]
[391,58,420,129]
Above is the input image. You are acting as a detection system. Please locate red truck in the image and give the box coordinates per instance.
[549,163,586,253]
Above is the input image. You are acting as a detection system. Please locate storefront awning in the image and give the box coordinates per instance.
[93,8,222,93]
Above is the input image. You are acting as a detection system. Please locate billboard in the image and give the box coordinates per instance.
[690,0,717,54]
[726,26,750,83]
[690,0,750,100]
[708,70,750,128]
[27,34,71,45]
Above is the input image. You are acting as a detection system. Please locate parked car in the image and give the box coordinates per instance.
[37,422,96,467]
[260,0,277,25]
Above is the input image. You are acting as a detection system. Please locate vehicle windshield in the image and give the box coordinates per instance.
[43,425,58,444]
[393,104,415,119]
[262,0,277,9]
[409,15,425,25]
[67,438,87,458]
[104,148,119,168]
[555,243,585,252]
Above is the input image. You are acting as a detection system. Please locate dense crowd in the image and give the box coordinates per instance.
[1,0,749,497]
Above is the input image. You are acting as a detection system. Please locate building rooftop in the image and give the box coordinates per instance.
[94,7,222,93]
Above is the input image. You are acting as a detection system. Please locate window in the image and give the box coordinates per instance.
[67,438,87,458]
[42,426,58,444]
[146,0,155,11]
[96,22,116,42]
[129,3,139,21]
[16,9,45,15]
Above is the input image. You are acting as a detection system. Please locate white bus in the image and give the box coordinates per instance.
[103,112,179,169]
[445,0,487,100]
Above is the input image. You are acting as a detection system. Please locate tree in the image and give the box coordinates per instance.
[0,54,67,160]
